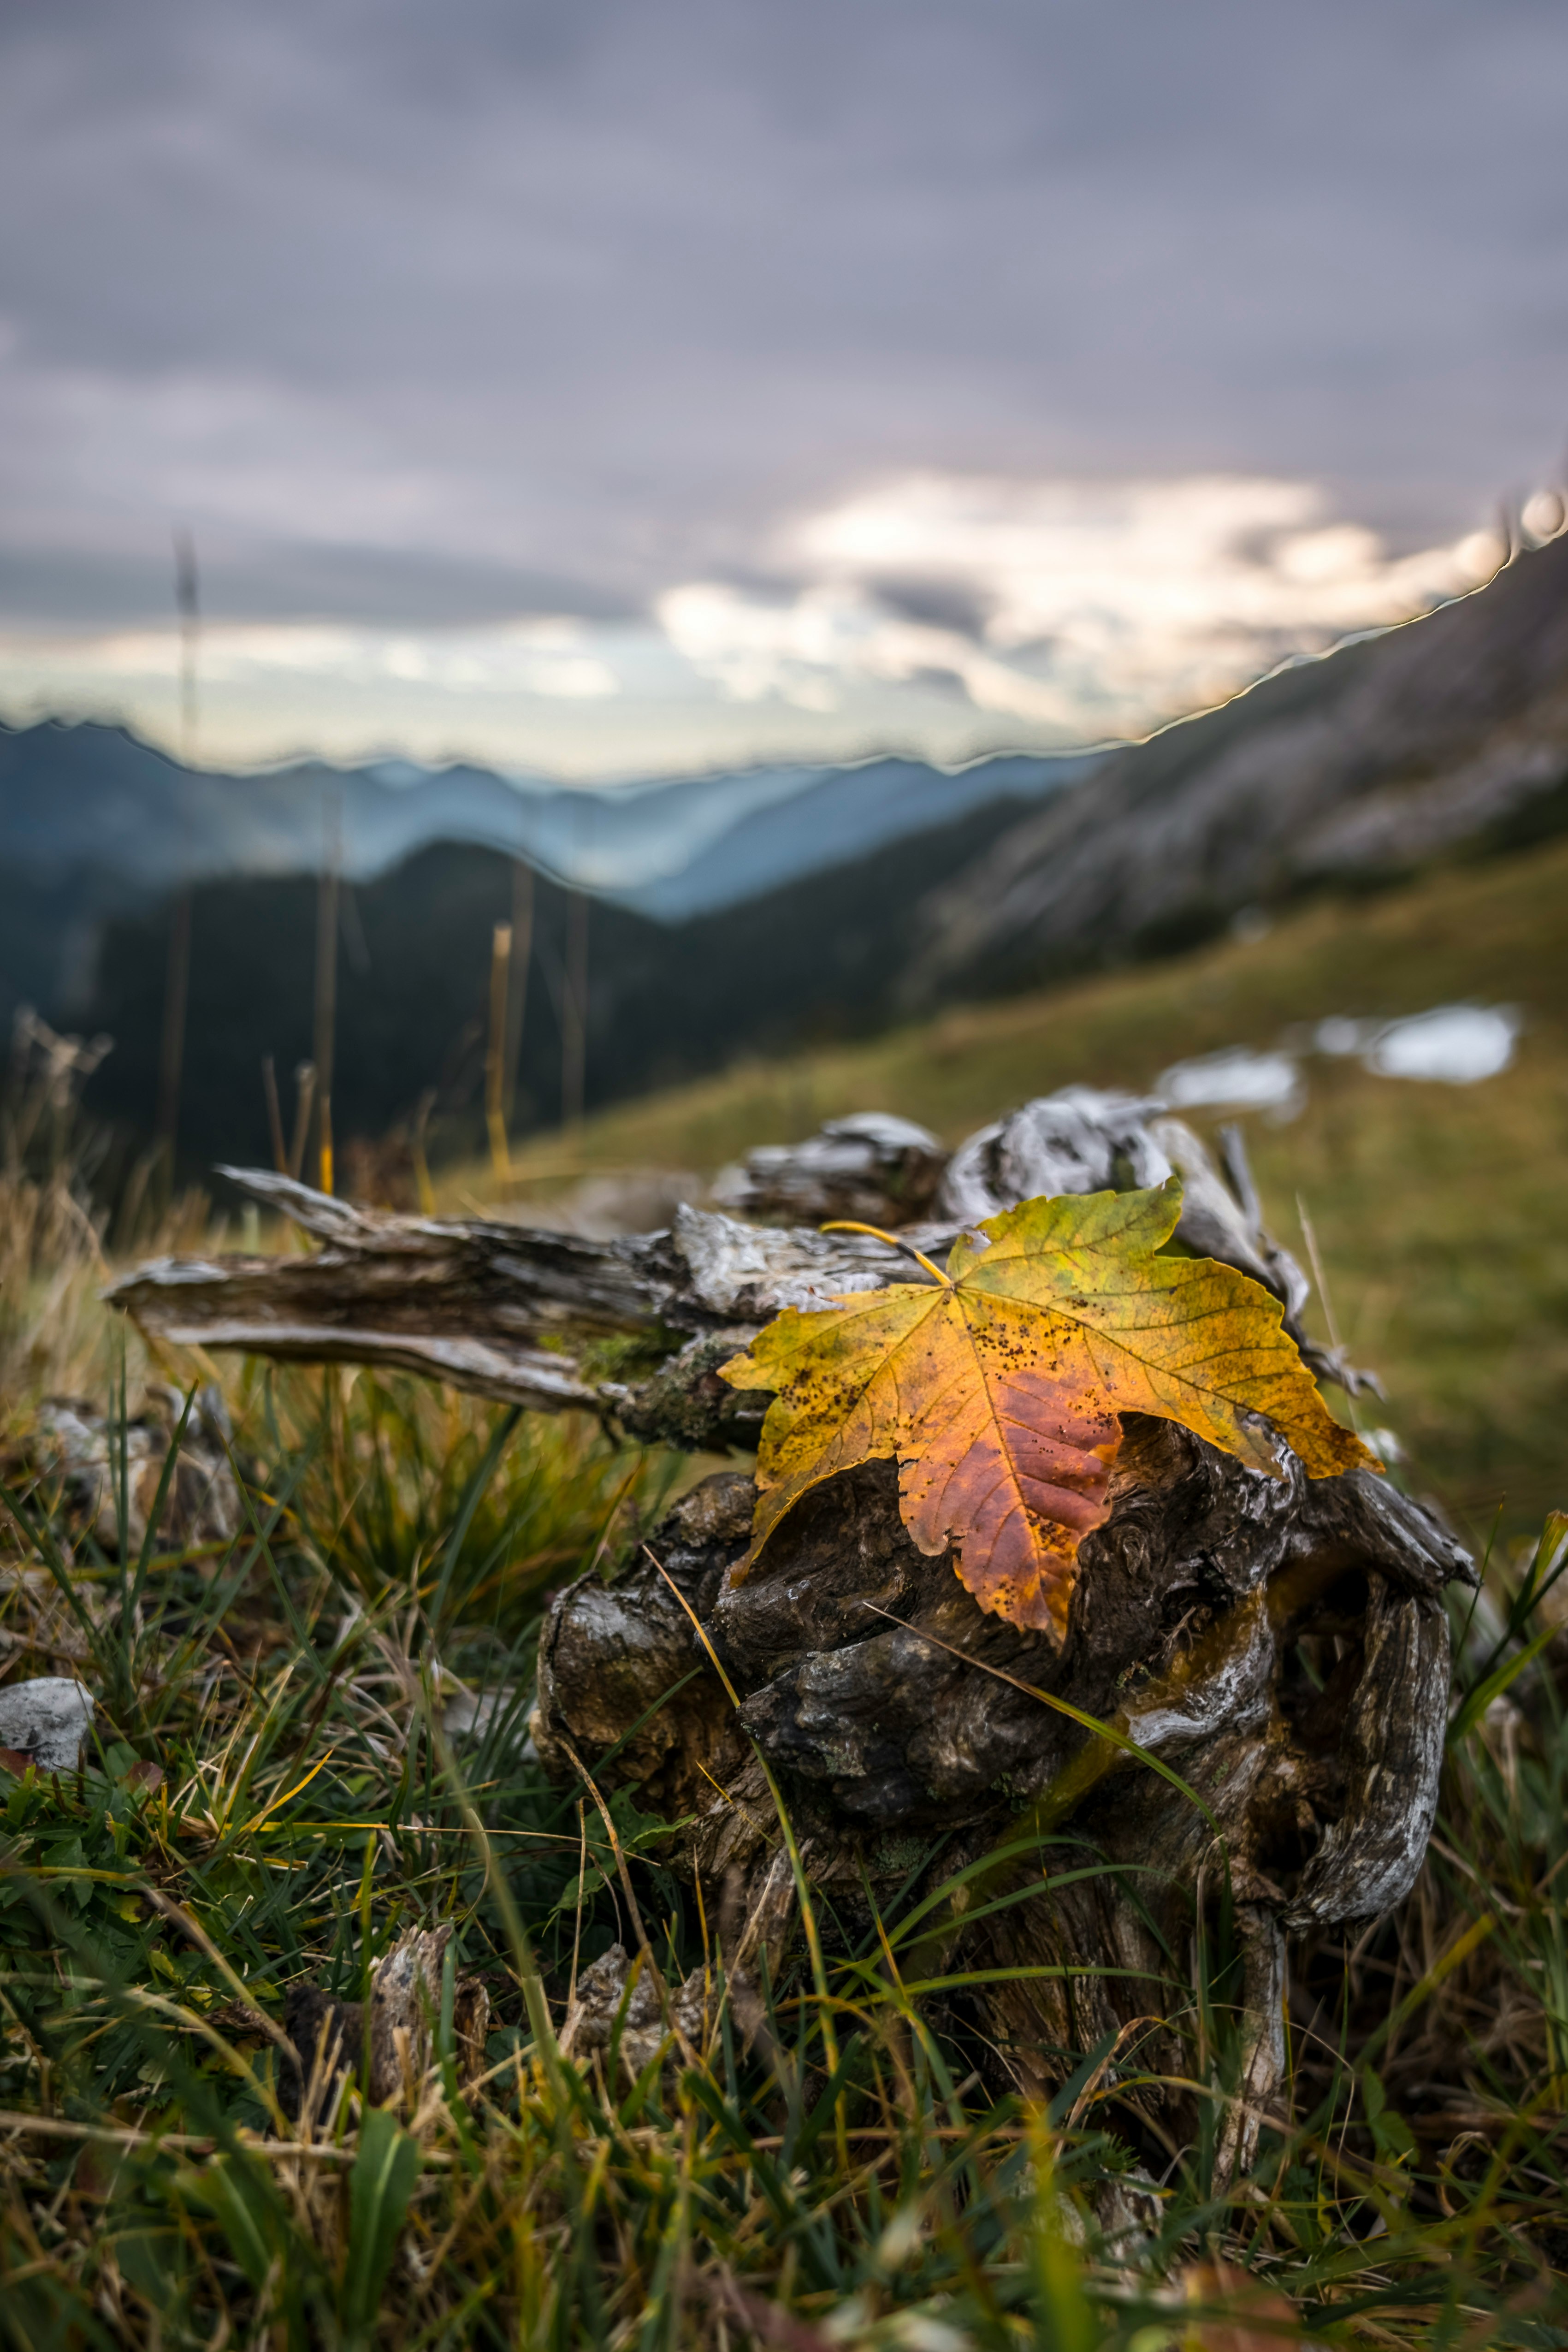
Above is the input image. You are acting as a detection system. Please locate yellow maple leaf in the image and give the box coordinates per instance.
[720,1178,1376,1639]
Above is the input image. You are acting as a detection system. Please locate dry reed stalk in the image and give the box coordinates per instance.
[485,921,513,1183]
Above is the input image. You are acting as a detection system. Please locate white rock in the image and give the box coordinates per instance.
[0,1677,96,1772]
[1364,1003,1519,1084]
[1155,1047,1303,1117]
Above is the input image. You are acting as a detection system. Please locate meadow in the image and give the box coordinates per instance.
[484,832,1568,1549]
[0,834,1564,2346]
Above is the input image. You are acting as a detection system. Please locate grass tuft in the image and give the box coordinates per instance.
[2,853,1567,2341]
[0,1359,1563,2346]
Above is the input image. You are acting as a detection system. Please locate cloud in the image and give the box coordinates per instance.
[0,468,1534,775]
[2,0,1567,643]
[1,3,1566,776]
[657,581,1085,727]
[658,472,1505,745]
[0,616,627,776]
[6,616,619,698]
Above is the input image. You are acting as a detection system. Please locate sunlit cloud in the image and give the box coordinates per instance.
[661,473,1506,743]
[655,582,1084,727]
[0,616,627,775]
[0,471,1527,779]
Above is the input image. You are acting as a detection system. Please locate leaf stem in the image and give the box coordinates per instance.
[819,1219,952,1286]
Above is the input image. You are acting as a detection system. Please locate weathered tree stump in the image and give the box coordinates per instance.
[109,1091,1472,2161]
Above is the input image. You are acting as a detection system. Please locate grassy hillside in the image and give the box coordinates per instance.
[78,800,1031,1179]
[3,845,1565,2345]
[476,837,1568,1541]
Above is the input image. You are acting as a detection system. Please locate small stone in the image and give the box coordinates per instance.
[442,1683,525,1745]
[0,1678,96,1773]
[560,1943,708,2082]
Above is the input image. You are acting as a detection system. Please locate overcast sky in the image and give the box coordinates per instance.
[1,0,1565,777]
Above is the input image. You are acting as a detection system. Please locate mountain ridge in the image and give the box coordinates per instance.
[77,797,1033,1178]
[910,533,1568,999]
[0,717,1084,1017]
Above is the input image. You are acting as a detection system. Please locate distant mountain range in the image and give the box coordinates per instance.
[8,531,1568,1188]
[911,532,1568,1000]
[0,717,1087,1020]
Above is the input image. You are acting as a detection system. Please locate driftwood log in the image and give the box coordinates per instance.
[108,1090,1471,2165]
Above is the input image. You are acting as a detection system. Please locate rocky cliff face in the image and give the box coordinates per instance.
[908,533,1568,1001]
